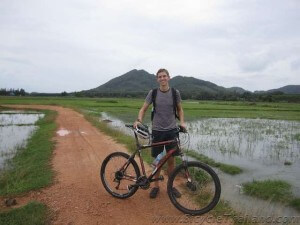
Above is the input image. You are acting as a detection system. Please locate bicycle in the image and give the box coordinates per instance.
[100,123,221,215]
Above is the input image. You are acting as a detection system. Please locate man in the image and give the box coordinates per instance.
[133,68,186,198]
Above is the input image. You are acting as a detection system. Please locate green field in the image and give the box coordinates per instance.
[1,96,300,122]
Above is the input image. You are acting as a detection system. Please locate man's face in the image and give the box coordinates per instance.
[157,72,170,86]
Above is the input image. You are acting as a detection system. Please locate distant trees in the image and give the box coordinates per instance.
[1,87,299,103]
[70,89,300,102]
[61,91,68,96]
[0,88,27,96]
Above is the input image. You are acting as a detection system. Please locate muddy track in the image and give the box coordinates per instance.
[1,105,229,225]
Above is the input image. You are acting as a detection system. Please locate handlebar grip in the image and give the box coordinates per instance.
[125,124,134,128]
[179,125,187,133]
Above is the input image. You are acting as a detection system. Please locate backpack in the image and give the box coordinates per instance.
[151,87,179,121]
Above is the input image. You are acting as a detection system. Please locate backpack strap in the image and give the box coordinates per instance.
[151,88,158,121]
[151,88,179,121]
[171,88,179,120]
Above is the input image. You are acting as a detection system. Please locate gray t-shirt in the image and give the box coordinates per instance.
[145,88,181,131]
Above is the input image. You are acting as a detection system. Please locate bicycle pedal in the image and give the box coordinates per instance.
[158,175,164,181]
[127,185,133,191]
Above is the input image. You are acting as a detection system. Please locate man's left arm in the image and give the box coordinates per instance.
[177,102,186,129]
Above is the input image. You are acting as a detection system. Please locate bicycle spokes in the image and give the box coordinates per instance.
[101,152,140,198]
[168,162,221,215]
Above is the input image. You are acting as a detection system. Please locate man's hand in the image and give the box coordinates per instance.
[133,119,141,128]
[179,123,187,133]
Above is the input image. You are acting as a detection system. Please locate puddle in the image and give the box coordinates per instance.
[56,129,71,136]
[100,112,300,217]
[0,110,41,114]
[0,113,44,125]
[0,111,44,170]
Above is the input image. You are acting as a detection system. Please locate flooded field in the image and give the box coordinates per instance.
[101,112,300,216]
[0,110,44,169]
[188,119,300,188]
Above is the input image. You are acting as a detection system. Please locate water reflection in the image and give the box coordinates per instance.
[0,112,44,125]
[0,125,37,169]
[188,118,300,165]
[0,111,44,169]
[186,118,300,198]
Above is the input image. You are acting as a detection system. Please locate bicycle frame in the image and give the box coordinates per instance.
[120,127,186,184]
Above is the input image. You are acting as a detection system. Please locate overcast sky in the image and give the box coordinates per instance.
[0,0,299,93]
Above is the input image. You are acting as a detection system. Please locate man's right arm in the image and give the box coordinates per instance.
[133,102,150,128]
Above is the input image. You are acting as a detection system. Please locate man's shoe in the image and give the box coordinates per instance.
[172,187,181,198]
[150,187,159,198]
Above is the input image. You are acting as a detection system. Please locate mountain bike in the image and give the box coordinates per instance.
[100,124,221,215]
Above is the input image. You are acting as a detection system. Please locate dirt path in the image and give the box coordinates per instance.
[1,105,230,225]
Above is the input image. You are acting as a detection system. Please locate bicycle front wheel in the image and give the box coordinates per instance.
[100,152,140,199]
[167,161,221,215]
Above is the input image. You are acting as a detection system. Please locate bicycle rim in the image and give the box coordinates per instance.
[167,161,221,215]
[100,152,140,199]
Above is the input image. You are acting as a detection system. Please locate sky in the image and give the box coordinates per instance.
[0,0,299,93]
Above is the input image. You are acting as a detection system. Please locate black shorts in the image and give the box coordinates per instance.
[151,128,179,158]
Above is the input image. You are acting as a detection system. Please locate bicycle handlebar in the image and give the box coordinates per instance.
[125,123,187,133]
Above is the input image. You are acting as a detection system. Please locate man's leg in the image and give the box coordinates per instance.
[167,156,181,198]
[150,130,163,198]
[150,168,161,198]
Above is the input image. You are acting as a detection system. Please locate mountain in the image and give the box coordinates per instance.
[227,87,248,94]
[79,69,299,100]
[267,85,300,94]
[82,69,248,97]
[89,69,157,93]
[170,76,228,94]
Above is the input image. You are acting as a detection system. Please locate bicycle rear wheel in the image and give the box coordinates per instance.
[100,152,140,199]
[167,161,221,215]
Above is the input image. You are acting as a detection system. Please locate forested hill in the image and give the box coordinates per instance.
[81,69,248,99]
[76,69,299,102]
[89,69,157,93]
[267,85,300,94]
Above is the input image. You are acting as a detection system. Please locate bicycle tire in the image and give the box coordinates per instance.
[167,161,221,215]
[100,152,141,199]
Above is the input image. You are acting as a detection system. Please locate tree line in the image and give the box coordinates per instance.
[1,88,299,103]
[74,90,300,103]
[0,88,27,96]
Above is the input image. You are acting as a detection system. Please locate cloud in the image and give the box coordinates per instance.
[0,0,299,92]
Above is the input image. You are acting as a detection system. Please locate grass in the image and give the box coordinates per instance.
[0,109,56,225]
[289,198,300,211]
[243,179,300,212]
[1,96,300,122]
[294,133,300,141]
[243,180,293,202]
[0,109,57,196]
[0,201,50,225]
[186,150,243,175]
